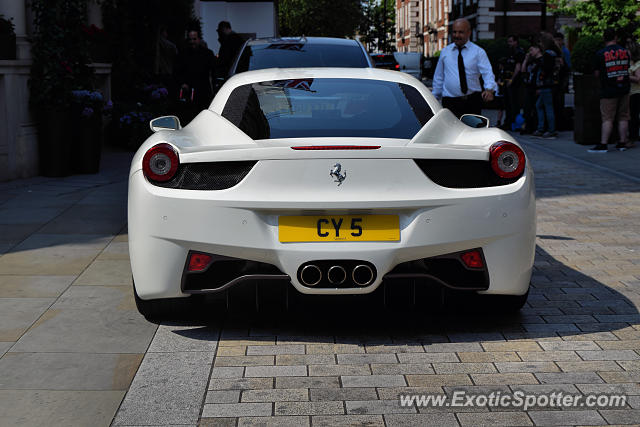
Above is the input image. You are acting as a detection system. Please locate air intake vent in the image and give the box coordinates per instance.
[414,159,520,188]
[152,161,257,190]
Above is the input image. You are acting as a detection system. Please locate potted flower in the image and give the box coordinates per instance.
[0,14,16,59]
[114,107,154,150]
[70,90,106,173]
[571,35,603,145]
[109,83,170,150]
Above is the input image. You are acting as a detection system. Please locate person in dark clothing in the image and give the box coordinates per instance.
[174,29,216,120]
[589,28,631,152]
[495,58,508,128]
[521,44,542,134]
[532,33,561,139]
[216,21,245,77]
[553,32,571,130]
[626,38,639,145]
[503,35,525,130]
[155,26,178,90]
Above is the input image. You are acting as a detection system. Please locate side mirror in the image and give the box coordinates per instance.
[150,115,181,132]
[460,114,489,128]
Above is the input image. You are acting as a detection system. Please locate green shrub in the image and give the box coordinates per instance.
[29,0,93,108]
[571,35,602,74]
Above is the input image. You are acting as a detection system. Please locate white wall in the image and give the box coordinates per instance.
[199,1,276,54]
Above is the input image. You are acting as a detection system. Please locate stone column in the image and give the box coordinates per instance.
[0,0,30,58]
[88,0,102,27]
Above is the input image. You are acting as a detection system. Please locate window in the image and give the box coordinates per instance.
[234,42,369,73]
[222,79,433,140]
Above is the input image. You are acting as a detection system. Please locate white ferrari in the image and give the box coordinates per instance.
[128,68,535,318]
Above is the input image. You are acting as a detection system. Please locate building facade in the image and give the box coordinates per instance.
[422,0,449,56]
[397,0,556,57]
[396,0,422,52]
[395,0,451,56]
[452,0,555,40]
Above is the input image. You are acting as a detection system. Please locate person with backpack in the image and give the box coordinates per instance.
[532,33,561,139]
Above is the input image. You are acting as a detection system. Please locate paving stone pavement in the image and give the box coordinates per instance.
[1,134,640,426]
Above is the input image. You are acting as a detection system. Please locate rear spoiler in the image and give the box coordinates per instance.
[182,110,255,147]
[408,108,467,146]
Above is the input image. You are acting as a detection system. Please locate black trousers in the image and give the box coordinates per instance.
[523,85,538,133]
[505,83,522,127]
[552,86,566,130]
[442,92,483,118]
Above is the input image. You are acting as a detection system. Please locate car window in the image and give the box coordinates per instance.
[371,54,398,68]
[221,78,433,140]
[234,43,369,73]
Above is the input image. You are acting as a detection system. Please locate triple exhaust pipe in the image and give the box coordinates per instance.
[300,263,375,287]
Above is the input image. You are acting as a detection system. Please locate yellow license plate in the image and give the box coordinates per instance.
[279,215,399,242]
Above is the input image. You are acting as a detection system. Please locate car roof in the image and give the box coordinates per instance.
[225,67,416,85]
[246,37,360,47]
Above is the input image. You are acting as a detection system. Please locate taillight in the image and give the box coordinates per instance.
[142,143,179,182]
[461,250,484,268]
[395,64,400,69]
[489,141,525,179]
[187,252,213,272]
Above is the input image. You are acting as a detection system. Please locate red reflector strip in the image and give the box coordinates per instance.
[461,250,484,269]
[188,253,213,272]
[291,146,381,150]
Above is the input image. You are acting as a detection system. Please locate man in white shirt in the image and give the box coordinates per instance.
[431,19,496,118]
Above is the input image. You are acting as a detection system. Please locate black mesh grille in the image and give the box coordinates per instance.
[385,249,490,290]
[414,159,520,188]
[152,161,257,190]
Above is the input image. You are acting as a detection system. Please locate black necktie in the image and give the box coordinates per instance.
[457,46,468,94]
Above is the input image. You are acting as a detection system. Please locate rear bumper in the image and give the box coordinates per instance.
[129,162,535,299]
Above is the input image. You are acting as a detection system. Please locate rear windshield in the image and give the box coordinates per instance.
[221,78,433,139]
[234,42,369,73]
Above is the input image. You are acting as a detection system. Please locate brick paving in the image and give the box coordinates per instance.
[110,142,640,426]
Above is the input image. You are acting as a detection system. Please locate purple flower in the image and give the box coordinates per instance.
[72,90,91,98]
[151,87,168,100]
